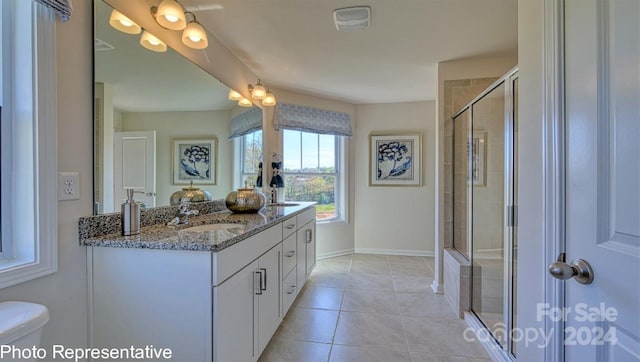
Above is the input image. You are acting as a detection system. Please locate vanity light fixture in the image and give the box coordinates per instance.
[140,30,167,52]
[248,79,267,100]
[152,0,187,30]
[109,10,141,34]
[228,89,243,101]
[262,88,276,106]
[238,97,253,107]
[181,12,208,49]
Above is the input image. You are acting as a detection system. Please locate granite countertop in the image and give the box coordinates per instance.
[79,202,315,252]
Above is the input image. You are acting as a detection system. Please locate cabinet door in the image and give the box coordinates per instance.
[213,260,258,362]
[304,222,316,276]
[257,244,281,354]
[296,220,317,289]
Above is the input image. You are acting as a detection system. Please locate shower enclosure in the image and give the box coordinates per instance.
[451,68,519,357]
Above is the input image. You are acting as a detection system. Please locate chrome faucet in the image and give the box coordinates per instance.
[177,202,199,224]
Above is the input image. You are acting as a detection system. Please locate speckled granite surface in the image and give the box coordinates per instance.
[79,201,315,252]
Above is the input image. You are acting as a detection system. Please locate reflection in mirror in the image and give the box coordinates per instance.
[93,0,262,214]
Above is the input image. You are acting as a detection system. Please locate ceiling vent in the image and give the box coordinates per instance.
[94,38,115,52]
[333,6,371,31]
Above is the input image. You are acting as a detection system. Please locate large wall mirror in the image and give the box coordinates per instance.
[93,0,262,214]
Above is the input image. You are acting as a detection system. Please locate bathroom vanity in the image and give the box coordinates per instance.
[80,202,316,362]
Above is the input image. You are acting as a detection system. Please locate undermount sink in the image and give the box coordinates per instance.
[267,203,300,207]
[181,223,245,232]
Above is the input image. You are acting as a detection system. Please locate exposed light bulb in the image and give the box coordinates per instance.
[182,21,208,49]
[109,9,141,34]
[228,89,243,101]
[238,97,253,107]
[154,0,186,30]
[250,80,267,100]
[140,31,167,52]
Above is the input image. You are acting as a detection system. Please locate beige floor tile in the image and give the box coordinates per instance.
[341,289,400,315]
[409,353,491,362]
[352,253,389,262]
[308,272,350,289]
[347,273,395,291]
[295,286,344,310]
[329,345,410,362]
[334,311,407,350]
[350,260,391,275]
[387,255,428,265]
[396,292,457,319]
[314,260,352,274]
[390,263,434,277]
[393,276,434,293]
[276,307,339,343]
[259,339,331,362]
[322,254,353,263]
[403,317,489,358]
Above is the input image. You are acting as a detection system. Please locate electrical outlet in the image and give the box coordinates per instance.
[58,172,80,201]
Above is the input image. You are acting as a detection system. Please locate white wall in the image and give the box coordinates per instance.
[354,101,436,255]
[515,0,545,360]
[268,88,357,258]
[0,0,93,355]
[121,110,233,206]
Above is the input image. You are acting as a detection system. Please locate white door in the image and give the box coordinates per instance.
[562,0,640,360]
[114,131,156,210]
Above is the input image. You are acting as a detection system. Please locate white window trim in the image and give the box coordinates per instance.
[0,1,58,289]
[283,131,348,224]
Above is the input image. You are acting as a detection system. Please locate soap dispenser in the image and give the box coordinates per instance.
[121,189,142,236]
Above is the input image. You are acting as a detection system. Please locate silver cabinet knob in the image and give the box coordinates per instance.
[548,253,594,284]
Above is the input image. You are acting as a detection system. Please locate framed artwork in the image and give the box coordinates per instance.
[471,131,487,186]
[172,138,217,185]
[369,133,422,186]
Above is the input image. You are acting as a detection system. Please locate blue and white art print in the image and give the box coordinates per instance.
[173,138,217,185]
[370,133,421,186]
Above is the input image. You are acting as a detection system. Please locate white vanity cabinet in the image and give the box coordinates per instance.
[296,208,317,291]
[88,206,316,362]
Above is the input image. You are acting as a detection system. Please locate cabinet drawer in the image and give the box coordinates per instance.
[281,234,297,279]
[281,268,297,315]
[296,207,316,227]
[282,218,297,238]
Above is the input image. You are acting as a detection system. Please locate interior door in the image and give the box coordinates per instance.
[113,131,156,210]
[562,0,639,360]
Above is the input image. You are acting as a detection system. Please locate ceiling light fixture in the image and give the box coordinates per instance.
[152,0,187,30]
[238,97,253,107]
[109,9,141,34]
[181,12,208,49]
[248,79,267,100]
[140,30,167,52]
[228,89,243,101]
[262,88,276,106]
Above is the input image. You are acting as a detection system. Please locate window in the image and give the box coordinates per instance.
[0,0,58,289]
[239,129,262,187]
[283,130,345,221]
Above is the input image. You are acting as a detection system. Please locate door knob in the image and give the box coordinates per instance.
[548,252,594,284]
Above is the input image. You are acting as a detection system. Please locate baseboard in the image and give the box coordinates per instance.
[354,248,435,257]
[431,279,443,294]
[317,249,354,260]
[464,312,512,362]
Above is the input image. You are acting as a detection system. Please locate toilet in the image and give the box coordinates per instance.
[0,301,49,361]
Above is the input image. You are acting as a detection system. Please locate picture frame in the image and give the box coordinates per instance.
[471,131,487,186]
[172,138,217,185]
[369,133,422,186]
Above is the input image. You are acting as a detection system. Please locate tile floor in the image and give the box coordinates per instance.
[259,253,491,362]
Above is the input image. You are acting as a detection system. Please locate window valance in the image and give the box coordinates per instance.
[34,0,72,21]
[229,107,263,139]
[273,103,352,137]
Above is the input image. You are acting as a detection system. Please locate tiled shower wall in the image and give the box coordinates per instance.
[443,78,498,252]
